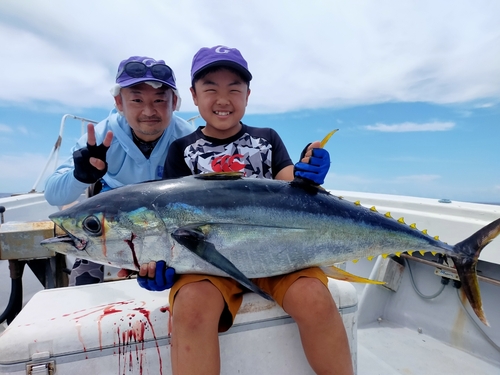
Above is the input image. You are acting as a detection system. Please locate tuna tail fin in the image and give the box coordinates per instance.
[452,217,500,326]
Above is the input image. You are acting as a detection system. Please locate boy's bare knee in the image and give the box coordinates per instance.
[283,278,336,320]
[173,281,225,329]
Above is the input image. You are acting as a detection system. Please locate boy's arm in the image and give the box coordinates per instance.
[275,165,294,181]
[275,141,330,184]
[293,141,330,185]
[163,141,193,179]
[136,140,187,292]
[137,261,175,291]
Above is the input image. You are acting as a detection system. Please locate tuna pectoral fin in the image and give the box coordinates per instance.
[321,266,385,284]
[171,228,273,301]
[452,217,500,326]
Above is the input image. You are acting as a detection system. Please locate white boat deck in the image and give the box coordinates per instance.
[358,321,499,375]
[2,274,499,375]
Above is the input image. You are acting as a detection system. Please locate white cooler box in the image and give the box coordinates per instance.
[0,278,358,375]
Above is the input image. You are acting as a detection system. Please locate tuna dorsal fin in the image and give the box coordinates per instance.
[319,129,339,148]
[194,172,244,180]
[321,265,385,284]
[171,226,273,301]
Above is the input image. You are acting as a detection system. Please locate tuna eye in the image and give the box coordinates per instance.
[83,215,102,235]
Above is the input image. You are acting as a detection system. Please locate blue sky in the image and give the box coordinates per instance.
[0,0,499,203]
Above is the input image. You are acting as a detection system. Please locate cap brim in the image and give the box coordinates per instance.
[192,61,252,82]
[119,77,177,90]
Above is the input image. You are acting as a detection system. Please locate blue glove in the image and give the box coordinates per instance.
[137,261,176,291]
[294,146,330,185]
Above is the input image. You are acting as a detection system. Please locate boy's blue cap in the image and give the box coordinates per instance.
[191,45,252,82]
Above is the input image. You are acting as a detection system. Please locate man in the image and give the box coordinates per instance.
[44,56,194,285]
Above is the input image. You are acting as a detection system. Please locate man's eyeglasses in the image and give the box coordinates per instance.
[117,62,174,81]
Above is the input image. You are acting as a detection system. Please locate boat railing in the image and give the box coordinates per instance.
[29,114,98,193]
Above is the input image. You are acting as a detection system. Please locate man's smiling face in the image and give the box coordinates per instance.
[115,83,177,142]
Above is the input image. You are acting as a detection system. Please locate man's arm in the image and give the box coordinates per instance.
[86,124,114,171]
[44,162,93,206]
[44,123,113,206]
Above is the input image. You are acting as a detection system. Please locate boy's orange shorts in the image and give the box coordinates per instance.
[169,267,328,332]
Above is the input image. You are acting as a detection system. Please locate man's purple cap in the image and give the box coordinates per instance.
[191,45,252,82]
[115,56,177,90]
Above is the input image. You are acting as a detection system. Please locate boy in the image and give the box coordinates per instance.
[139,46,353,375]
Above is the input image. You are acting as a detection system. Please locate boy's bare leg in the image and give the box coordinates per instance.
[171,281,225,375]
[283,277,354,375]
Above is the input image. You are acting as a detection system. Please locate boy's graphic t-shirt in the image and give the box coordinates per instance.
[163,124,293,179]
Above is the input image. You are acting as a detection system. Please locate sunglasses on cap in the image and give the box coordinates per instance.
[117,61,174,81]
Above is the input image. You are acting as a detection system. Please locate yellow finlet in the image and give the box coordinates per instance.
[398,217,405,224]
[370,206,378,212]
[410,223,417,229]
[321,265,385,285]
[422,229,428,235]
[384,212,392,218]
[352,259,359,263]
[419,250,426,256]
[382,253,389,258]
[431,251,437,256]
[367,256,374,261]
[395,252,402,257]
[407,251,414,256]
[434,236,440,241]
[319,129,339,148]
[354,201,361,206]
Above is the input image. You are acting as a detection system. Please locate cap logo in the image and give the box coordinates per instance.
[191,46,252,81]
[142,58,157,66]
[215,46,231,54]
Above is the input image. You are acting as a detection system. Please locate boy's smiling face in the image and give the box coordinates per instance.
[191,68,250,139]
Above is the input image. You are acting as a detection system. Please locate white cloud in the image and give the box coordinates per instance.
[365,121,455,132]
[0,124,12,133]
[475,103,495,108]
[0,0,499,114]
[0,124,32,136]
